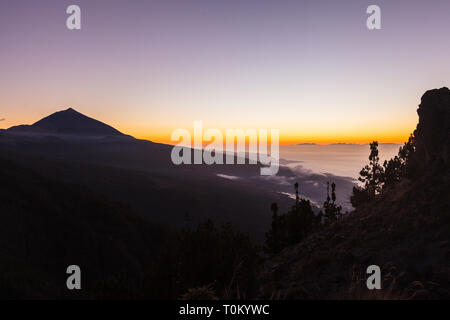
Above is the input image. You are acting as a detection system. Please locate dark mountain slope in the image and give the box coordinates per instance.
[0,157,168,299]
[0,145,291,241]
[0,108,354,240]
[0,108,290,240]
[258,171,450,299]
[257,87,450,299]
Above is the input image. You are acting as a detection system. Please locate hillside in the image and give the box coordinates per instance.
[257,87,450,299]
[0,108,355,240]
[0,157,168,299]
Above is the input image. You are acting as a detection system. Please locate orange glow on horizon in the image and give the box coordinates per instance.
[124,116,417,146]
[2,111,416,147]
[134,132,412,146]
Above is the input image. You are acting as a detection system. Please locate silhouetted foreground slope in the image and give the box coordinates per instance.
[0,157,167,299]
[257,88,450,299]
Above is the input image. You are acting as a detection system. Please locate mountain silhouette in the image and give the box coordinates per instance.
[7,107,125,137]
[0,107,354,239]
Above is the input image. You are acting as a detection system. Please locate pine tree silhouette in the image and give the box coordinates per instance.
[264,183,315,255]
[352,137,417,208]
[359,141,384,197]
[321,182,342,225]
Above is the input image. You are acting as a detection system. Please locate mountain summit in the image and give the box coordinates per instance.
[7,108,125,137]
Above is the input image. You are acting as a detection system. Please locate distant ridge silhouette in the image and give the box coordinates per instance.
[7,107,125,136]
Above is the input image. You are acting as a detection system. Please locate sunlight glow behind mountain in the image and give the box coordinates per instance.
[1,0,448,144]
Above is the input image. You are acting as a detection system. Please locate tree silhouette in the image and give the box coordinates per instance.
[264,202,284,254]
[352,137,417,208]
[359,141,384,197]
[351,141,384,208]
[328,182,341,223]
[264,183,316,255]
[383,134,417,188]
[147,219,259,299]
[350,185,370,208]
[319,182,342,225]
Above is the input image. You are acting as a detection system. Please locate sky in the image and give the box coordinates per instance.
[0,0,449,145]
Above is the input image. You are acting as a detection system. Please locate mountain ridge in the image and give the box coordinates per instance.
[6,107,126,137]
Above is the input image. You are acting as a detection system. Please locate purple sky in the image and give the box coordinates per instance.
[1,0,449,143]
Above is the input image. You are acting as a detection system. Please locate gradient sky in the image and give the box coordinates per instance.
[1,0,449,144]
